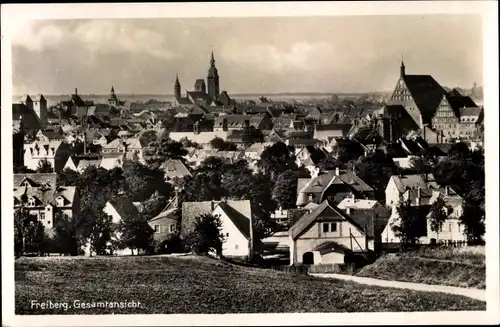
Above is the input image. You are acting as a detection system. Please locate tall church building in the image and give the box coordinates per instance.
[207,51,220,100]
[173,51,234,108]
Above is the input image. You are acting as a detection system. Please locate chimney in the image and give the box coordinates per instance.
[83,131,87,154]
[346,207,351,215]
[415,187,421,206]
[75,88,78,95]
[351,193,355,200]
[211,200,216,211]
[335,167,340,176]
[222,118,228,131]
[444,185,449,196]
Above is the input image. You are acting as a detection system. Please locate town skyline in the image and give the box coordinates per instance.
[12,15,482,95]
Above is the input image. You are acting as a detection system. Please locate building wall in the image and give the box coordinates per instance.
[389,77,423,127]
[431,97,460,139]
[385,178,400,207]
[149,216,177,242]
[33,97,48,127]
[212,206,250,257]
[291,220,368,265]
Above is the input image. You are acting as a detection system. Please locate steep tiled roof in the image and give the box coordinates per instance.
[12,103,41,131]
[459,106,483,117]
[108,198,142,222]
[389,173,438,193]
[403,74,447,123]
[161,159,192,179]
[14,173,58,188]
[289,200,364,240]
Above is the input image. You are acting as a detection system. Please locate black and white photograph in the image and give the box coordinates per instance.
[2,2,499,326]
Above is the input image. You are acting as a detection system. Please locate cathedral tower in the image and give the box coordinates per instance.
[174,73,181,99]
[207,51,220,100]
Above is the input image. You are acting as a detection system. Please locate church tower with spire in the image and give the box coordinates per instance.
[207,51,220,101]
[174,73,181,99]
[108,86,118,106]
[400,60,406,77]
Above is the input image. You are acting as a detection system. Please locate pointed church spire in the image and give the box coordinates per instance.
[400,59,406,77]
[210,50,215,66]
[111,85,115,94]
[174,72,181,99]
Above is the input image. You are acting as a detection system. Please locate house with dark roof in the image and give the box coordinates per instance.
[14,173,80,236]
[296,168,375,207]
[313,123,353,145]
[160,159,192,182]
[181,200,257,257]
[389,61,448,128]
[12,102,42,136]
[294,146,327,171]
[23,140,73,172]
[384,173,439,207]
[103,198,151,255]
[381,185,465,245]
[289,200,375,265]
[148,199,180,248]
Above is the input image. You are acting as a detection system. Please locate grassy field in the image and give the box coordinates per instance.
[15,255,485,314]
[357,247,486,289]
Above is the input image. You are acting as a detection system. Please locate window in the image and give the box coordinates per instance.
[235,244,239,250]
[169,224,176,233]
[47,220,51,225]
[28,198,36,207]
[331,223,337,232]
[154,225,160,233]
[226,233,229,237]
[323,223,329,233]
[47,207,51,211]
[40,212,45,220]
[449,224,452,232]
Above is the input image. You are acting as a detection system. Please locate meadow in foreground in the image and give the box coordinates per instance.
[15,255,486,314]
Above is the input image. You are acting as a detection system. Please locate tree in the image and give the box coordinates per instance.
[121,159,167,202]
[36,159,54,173]
[460,201,485,244]
[118,212,154,255]
[354,149,397,200]
[429,197,448,243]
[409,151,437,175]
[140,191,169,219]
[257,142,297,181]
[14,207,46,256]
[391,199,425,250]
[319,153,341,171]
[139,130,158,147]
[179,137,201,149]
[74,207,114,256]
[272,170,299,210]
[248,173,279,239]
[185,213,225,257]
[144,137,188,169]
[52,212,79,255]
[209,137,235,151]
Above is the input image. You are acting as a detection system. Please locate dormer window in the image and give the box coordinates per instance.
[56,196,65,207]
[28,197,36,207]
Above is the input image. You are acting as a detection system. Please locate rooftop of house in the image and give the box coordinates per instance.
[181,200,252,235]
[160,159,192,179]
[107,198,142,222]
[389,173,439,193]
[402,74,447,123]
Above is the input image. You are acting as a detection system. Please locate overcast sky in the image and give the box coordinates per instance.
[11,15,482,95]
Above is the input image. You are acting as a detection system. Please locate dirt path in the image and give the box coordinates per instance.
[310,273,486,301]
